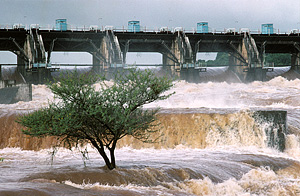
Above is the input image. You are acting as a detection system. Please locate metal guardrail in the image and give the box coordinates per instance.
[0,24,299,35]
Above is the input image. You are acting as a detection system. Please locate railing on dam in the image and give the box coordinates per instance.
[1,23,299,35]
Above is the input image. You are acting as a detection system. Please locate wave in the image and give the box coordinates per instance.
[1,147,299,196]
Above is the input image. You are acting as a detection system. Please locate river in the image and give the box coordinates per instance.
[1,66,300,195]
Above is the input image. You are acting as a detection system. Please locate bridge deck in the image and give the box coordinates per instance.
[0,29,299,53]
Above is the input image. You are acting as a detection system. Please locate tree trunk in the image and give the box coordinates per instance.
[109,140,117,169]
[98,147,114,170]
[90,139,115,170]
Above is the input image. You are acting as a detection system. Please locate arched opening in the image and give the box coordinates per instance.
[196,52,217,65]
[196,52,229,66]
[0,51,17,64]
[0,51,18,80]
[126,52,162,66]
[264,53,291,66]
[50,52,92,65]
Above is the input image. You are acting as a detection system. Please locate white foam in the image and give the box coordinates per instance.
[1,75,300,195]
[61,167,300,196]
[1,76,300,111]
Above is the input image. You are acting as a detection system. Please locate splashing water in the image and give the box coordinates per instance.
[1,72,300,195]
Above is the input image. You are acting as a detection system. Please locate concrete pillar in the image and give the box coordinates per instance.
[24,35,34,63]
[25,68,52,84]
[161,36,184,67]
[229,42,248,66]
[174,37,183,65]
[122,51,127,66]
[17,54,26,77]
[245,67,267,82]
[163,52,181,79]
[123,40,130,67]
[240,41,249,65]
[230,41,266,82]
[91,37,110,73]
[0,83,32,104]
[185,69,200,83]
[229,43,248,82]
[162,54,175,66]
[101,36,111,68]
[291,53,300,69]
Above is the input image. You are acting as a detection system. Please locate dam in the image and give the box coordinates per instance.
[0,21,300,84]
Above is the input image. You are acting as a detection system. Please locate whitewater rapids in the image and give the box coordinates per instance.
[1,71,300,195]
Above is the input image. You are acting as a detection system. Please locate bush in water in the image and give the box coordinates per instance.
[17,68,174,170]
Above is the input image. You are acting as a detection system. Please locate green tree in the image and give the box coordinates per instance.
[214,52,229,65]
[197,52,229,66]
[17,69,174,170]
[265,53,291,66]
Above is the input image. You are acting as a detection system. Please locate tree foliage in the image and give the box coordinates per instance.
[197,52,229,65]
[17,69,174,170]
[265,53,291,66]
[197,52,291,66]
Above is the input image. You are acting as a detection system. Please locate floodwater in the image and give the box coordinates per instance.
[1,66,300,195]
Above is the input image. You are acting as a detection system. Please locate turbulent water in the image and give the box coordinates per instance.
[1,66,300,195]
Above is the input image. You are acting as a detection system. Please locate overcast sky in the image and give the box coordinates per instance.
[1,0,300,64]
[1,0,299,31]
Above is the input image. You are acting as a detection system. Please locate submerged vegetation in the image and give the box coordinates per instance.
[17,69,174,170]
